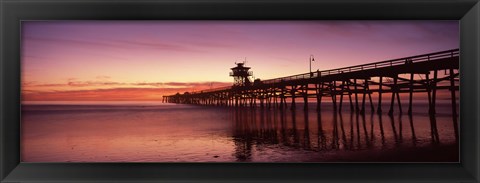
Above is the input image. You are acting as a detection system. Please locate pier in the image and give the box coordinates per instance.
[164,49,458,114]
[164,48,459,137]
[163,49,459,138]
[165,49,458,143]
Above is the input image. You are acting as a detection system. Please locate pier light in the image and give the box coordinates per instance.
[310,55,315,77]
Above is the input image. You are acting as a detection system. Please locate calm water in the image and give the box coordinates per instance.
[21,102,458,162]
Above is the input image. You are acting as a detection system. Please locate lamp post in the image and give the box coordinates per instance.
[309,55,315,77]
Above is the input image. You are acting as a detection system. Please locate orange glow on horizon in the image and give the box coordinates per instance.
[21,21,459,102]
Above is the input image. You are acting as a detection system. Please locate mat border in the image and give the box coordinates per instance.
[1,0,479,182]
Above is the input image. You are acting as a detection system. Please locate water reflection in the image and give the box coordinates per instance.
[22,103,458,162]
[317,110,327,151]
[409,114,417,144]
[231,105,456,161]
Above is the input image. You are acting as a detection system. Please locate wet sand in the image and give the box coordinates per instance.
[312,143,458,162]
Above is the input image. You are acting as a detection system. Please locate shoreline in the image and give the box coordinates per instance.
[307,143,459,162]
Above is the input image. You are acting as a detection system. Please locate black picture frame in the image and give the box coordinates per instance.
[1,0,479,182]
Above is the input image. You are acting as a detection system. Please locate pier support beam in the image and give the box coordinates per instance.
[377,76,383,114]
[291,85,296,110]
[339,80,346,112]
[361,78,367,114]
[235,94,239,107]
[388,75,398,116]
[316,83,322,111]
[303,84,308,110]
[431,70,438,115]
[260,91,265,108]
[280,88,285,109]
[367,80,374,112]
[331,81,337,110]
[347,80,354,111]
[426,72,433,115]
[396,87,402,114]
[354,79,359,112]
[267,90,272,109]
[408,73,414,115]
[449,68,458,141]
[274,91,278,108]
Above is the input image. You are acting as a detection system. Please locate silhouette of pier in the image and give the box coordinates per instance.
[163,49,459,138]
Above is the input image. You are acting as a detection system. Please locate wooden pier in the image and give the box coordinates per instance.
[164,49,458,136]
[165,49,457,113]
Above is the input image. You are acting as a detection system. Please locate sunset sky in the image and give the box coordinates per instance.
[21,21,459,101]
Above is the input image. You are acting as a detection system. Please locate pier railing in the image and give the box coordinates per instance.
[196,86,232,93]
[262,48,459,85]
[185,48,459,94]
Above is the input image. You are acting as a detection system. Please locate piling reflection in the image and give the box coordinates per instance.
[231,105,456,161]
[408,114,417,145]
[317,109,327,151]
[232,107,253,161]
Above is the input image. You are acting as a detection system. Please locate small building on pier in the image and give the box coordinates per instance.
[230,62,253,87]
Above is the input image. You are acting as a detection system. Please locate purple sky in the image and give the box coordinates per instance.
[21,21,459,101]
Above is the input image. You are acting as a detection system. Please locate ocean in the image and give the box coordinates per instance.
[21,101,459,162]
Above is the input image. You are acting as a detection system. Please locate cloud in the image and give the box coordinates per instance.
[96,75,111,80]
[21,86,223,101]
[113,40,201,52]
[133,82,164,87]
[25,35,206,53]
[21,80,232,101]
[34,83,67,87]
[25,81,126,88]
[25,80,231,88]
[163,81,229,89]
[21,81,38,87]
[188,41,236,49]
[300,21,458,44]
[67,81,124,87]
[24,36,130,49]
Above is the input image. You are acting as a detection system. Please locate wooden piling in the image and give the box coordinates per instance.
[431,70,438,115]
[280,88,285,109]
[377,76,383,113]
[354,79,359,112]
[361,78,367,114]
[339,80,346,112]
[267,90,272,109]
[260,91,265,108]
[303,84,308,110]
[367,81,374,112]
[347,80,354,111]
[319,82,325,111]
[331,81,337,110]
[449,68,458,141]
[396,90,402,114]
[235,94,238,107]
[273,91,278,108]
[425,72,433,115]
[291,85,296,110]
[316,83,322,111]
[388,75,398,115]
[408,73,414,115]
